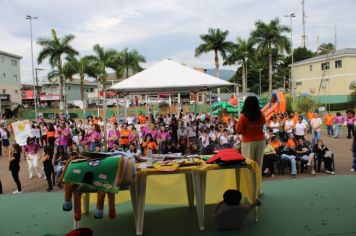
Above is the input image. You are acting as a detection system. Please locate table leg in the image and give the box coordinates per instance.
[129,184,138,227]
[84,193,90,215]
[185,173,194,209]
[135,174,147,235]
[250,167,258,222]
[73,220,79,230]
[192,171,206,230]
[235,169,240,190]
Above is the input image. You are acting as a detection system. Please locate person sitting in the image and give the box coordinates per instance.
[262,137,280,177]
[313,140,335,174]
[277,139,297,177]
[296,138,316,175]
[214,189,261,230]
[287,134,297,149]
[163,141,178,154]
[126,143,142,157]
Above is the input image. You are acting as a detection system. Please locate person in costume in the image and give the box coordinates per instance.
[24,137,42,179]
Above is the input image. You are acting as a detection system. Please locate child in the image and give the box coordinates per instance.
[9,144,22,194]
[214,189,261,230]
[351,135,356,172]
[42,146,55,192]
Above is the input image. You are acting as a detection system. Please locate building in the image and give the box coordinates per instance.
[41,78,98,104]
[291,48,356,104]
[0,50,22,115]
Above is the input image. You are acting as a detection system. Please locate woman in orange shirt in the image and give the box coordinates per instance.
[119,123,131,151]
[237,96,266,170]
[142,133,158,156]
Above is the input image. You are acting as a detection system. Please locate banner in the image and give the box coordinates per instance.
[12,120,32,146]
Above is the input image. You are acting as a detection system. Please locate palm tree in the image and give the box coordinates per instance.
[37,29,78,113]
[195,28,234,79]
[250,18,291,97]
[224,37,254,94]
[317,43,335,55]
[114,48,146,79]
[62,56,97,116]
[88,44,118,143]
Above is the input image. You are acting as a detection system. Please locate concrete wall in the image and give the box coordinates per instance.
[42,83,97,101]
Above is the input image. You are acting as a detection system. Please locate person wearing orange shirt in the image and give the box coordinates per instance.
[237,96,266,171]
[324,112,334,137]
[119,123,131,151]
[222,113,229,125]
[142,133,158,156]
[287,134,297,149]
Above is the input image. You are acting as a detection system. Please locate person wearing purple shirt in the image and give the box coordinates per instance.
[346,110,355,139]
[334,112,345,138]
[108,123,120,151]
[58,124,70,152]
[158,125,171,153]
[90,125,102,151]
[24,137,42,179]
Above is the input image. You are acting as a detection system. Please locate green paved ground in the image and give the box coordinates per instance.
[1,176,356,236]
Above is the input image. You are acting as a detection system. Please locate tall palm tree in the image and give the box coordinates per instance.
[62,56,97,116]
[88,44,118,143]
[224,37,254,94]
[250,18,291,97]
[37,29,78,113]
[195,28,234,79]
[114,48,146,79]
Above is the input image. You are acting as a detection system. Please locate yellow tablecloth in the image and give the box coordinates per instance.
[88,159,261,205]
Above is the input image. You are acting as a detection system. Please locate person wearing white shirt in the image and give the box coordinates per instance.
[294,116,307,140]
[310,113,322,145]
[284,116,294,138]
[269,117,280,135]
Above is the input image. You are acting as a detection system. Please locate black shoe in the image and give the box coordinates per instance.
[46,188,53,192]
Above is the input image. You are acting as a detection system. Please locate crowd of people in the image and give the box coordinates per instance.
[0,102,355,195]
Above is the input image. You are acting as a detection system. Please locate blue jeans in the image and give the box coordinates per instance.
[334,124,343,138]
[281,154,297,175]
[312,131,321,146]
[326,125,334,136]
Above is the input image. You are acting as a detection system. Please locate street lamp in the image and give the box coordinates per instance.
[259,68,263,96]
[35,68,43,114]
[284,13,296,110]
[26,15,38,119]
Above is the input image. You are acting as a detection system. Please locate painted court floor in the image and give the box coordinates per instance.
[0,175,355,236]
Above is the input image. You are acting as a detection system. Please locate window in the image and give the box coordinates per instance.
[68,86,71,90]
[2,89,6,94]
[11,59,17,66]
[309,65,312,71]
[350,81,356,89]
[296,82,302,86]
[3,73,5,78]
[0,56,4,62]
[13,75,17,82]
[90,88,94,92]
[335,60,342,68]
[15,90,18,94]
[321,62,330,70]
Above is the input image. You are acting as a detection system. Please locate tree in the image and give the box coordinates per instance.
[250,18,291,97]
[318,43,335,55]
[224,37,254,94]
[113,48,145,79]
[62,56,97,115]
[37,29,78,113]
[88,44,118,143]
[195,28,234,79]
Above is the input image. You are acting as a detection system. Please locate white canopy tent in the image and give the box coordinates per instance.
[110,59,233,94]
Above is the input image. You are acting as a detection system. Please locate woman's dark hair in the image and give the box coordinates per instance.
[44,146,52,155]
[129,143,137,153]
[26,137,35,145]
[48,123,55,132]
[241,96,262,121]
[12,143,21,153]
[336,112,341,116]
[144,133,154,142]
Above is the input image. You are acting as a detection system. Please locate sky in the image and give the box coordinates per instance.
[1,0,356,83]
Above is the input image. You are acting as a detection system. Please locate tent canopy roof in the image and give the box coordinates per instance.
[110,59,233,94]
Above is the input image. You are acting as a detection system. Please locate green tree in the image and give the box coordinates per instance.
[62,56,97,115]
[224,37,254,94]
[250,18,291,97]
[37,29,78,113]
[113,48,146,79]
[88,44,118,142]
[318,43,335,55]
[195,28,234,79]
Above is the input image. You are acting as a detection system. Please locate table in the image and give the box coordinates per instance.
[75,160,261,235]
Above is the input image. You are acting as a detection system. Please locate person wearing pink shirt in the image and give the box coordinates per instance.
[90,125,102,151]
[24,137,42,179]
[108,122,120,151]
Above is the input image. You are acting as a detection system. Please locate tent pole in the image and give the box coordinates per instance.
[124,96,127,121]
[209,90,213,124]
[178,92,181,114]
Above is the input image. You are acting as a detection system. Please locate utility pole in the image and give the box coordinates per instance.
[25,15,38,119]
[285,13,296,110]
[334,25,337,50]
[301,0,307,48]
